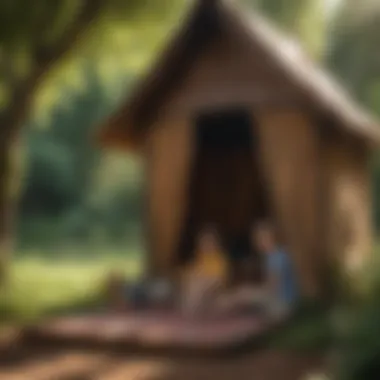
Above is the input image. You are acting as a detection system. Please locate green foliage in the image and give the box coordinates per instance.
[327,1,380,235]
[269,305,332,351]
[330,247,380,379]
[0,2,184,280]
[22,137,76,216]
[18,66,145,249]
[0,0,184,116]
[372,156,380,230]
[243,0,327,58]
[22,70,109,217]
[328,0,380,104]
[334,292,380,379]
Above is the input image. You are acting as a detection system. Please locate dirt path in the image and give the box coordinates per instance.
[0,343,325,380]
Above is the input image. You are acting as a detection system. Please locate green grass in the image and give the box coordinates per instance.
[0,251,143,326]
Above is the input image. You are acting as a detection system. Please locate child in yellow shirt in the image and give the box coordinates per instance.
[181,227,228,318]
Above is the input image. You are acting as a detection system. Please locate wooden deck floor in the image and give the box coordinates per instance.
[20,312,272,357]
[0,344,326,380]
[0,315,327,380]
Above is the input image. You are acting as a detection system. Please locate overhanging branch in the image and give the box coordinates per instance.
[0,0,104,141]
[33,0,103,76]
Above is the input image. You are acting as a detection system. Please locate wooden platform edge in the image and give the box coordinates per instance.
[19,324,277,359]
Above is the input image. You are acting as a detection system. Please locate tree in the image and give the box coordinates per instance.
[18,67,125,248]
[244,0,327,58]
[327,0,380,230]
[327,0,380,106]
[0,0,180,283]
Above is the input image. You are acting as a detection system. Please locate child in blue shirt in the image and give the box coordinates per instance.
[253,222,298,318]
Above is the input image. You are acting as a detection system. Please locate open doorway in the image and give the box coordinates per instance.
[177,108,270,283]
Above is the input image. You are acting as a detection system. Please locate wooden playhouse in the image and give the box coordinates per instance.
[99,0,379,300]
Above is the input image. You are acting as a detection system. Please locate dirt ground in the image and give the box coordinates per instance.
[0,337,326,380]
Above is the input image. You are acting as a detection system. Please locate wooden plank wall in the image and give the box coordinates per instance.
[145,117,194,276]
[256,108,322,298]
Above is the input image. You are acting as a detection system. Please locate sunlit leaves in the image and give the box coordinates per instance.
[295,0,327,59]
[242,0,327,59]
[89,152,142,209]
[328,0,380,107]
[0,0,184,124]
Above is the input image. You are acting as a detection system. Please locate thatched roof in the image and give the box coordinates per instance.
[99,0,380,149]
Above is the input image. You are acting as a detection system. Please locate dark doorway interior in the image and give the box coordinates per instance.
[177,108,269,283]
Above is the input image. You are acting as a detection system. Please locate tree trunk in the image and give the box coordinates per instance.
[0,92,30,287]
[0,135,21,286]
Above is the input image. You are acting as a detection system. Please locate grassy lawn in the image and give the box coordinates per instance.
[0,251,143,326]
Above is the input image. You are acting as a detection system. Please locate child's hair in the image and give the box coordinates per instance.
[252,219,282,245]
[195,225,221,257]
[253,219,276,235]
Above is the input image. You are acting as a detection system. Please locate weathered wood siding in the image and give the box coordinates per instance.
[145,117,194,276]
[158,30,298,119]
[255,108,322,298]
[138,23,373,299]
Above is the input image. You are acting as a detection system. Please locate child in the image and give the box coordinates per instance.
[253,221,299,319]
[181,227,228,318]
